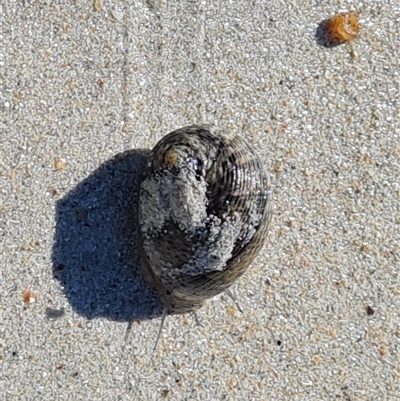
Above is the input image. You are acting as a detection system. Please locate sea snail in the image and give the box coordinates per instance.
[138,125,272,345]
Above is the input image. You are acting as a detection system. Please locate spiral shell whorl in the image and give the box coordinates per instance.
[139,125,272,314]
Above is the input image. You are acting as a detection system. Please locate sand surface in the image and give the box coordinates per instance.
[1,1,399,400]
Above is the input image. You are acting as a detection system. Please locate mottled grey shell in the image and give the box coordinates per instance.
[139,125,272,314]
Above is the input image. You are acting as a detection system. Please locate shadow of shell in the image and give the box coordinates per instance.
[52,149,163,321]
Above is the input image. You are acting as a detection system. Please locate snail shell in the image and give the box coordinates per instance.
[139,125,272,315]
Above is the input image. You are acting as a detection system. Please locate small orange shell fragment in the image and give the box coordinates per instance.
[54,158,67,171]
[325,11,360,46]
[23,288,37,304]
